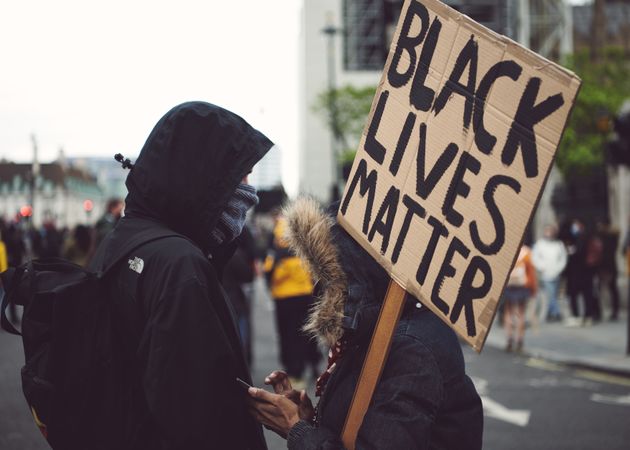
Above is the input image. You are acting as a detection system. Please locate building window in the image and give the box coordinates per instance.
[445,1,504,36]
[342,1,507,72]
[343,0,404,71]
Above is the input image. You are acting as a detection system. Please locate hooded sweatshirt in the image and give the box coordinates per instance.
[91,102,272,450]
[532,237,567,282]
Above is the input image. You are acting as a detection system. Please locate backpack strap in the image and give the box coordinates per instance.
[1,267,23,336]
[1,260,50,336]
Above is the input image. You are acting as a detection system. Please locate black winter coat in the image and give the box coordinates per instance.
[91,102,272,450]
[283,198,483,450]
[288,305,483,450]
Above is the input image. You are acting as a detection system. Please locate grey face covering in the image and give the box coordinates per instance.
[209,183,259,246]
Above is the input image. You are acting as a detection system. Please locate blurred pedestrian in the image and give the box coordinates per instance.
[596,218,620,321]
[0,225,6,326]
[32,220,63,258]
[3,222,26,267]
[584,228,603,323]
[89,101,272,449]
[93,198,124,248]
[564,219,599,326]
[502,245,537,352]
[248,198,483,449]
[623,220,630,315]
[62,224,93,267]
[0,227,7,274]
[532,224,567,322]
[2,222,25,324]
[224,224,258,365]
[264,211,321,388]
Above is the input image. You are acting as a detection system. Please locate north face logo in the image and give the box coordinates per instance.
[128,257,144,274]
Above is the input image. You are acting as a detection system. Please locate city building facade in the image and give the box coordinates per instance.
[249,144,283,190]
[297,0,557,203]
[0,161,105,228]
[298,0,576,244]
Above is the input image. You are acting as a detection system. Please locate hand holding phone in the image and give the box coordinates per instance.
[236,377,252,391]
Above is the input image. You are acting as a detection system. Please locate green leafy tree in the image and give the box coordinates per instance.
[557,47,630,175]
[314,50,630,177]
[313,84,376,164]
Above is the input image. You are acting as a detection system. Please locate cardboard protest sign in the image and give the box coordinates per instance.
[337,0,581,351]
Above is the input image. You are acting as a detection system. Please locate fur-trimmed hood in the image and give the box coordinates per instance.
[283,197,393,347]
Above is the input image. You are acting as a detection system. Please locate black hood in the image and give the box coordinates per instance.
[124,101,273,250]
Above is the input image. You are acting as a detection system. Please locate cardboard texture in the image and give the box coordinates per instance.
[337,0,581,351]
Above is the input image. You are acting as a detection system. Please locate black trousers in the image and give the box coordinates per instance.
[598,270,620,319]
[568,268,599,319]
[274,295,322,379]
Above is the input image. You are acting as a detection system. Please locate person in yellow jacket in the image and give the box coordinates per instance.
[0,231,7,273]
[0,230,8,322]
[264,213,321,386]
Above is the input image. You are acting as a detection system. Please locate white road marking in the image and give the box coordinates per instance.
[471,377,488,395]
[472,377,531,427]
[482,397,531,427]
[528,376,598,390]
[590,393,630,406]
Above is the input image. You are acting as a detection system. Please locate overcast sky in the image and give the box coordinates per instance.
[0,0,593,196]
[0,0,301,192]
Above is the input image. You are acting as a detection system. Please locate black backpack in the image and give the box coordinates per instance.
[0,230,178,449]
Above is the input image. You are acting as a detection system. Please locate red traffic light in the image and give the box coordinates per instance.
[20,205,33,217]
[83,199,94,212]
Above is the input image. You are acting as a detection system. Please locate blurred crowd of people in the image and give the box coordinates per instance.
[3,200,628,380]
[0,197,322,387]
[222,208,322,389]
[263,210,321,388]
[502,216,630,352]
[0,198,124,269]
[0,199,124,322]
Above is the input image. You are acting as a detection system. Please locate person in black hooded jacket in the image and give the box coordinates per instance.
[90,101,272,450]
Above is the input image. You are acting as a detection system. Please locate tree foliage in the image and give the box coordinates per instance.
[557,47,630,175]
[313,84,376,163]
[314,49,630,176]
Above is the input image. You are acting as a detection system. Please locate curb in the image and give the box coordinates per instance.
[484,338,630,378]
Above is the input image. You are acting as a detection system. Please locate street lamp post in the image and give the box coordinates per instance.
[29,134,40,231]
[322,13,342,203]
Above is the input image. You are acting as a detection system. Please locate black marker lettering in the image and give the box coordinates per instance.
[389,112,416,176]
[416,123,458,199]
[388,0,430,88]
[433,35,479,129]
[470,175,521,255]
[410,17,442,111]
[450,255,492,337]
[502,77,564,178]
[340,158,378,235]
[365,90,390,165]
[473,60,522,155]
[416,215,448,285]
[368,185,400,255]
[392,194,426,264]
[431,236,470,316]
[442,151,481,228]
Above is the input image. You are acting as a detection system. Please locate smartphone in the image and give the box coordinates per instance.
[236,377,253,391]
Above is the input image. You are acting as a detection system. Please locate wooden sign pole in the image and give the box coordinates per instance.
[341,279,407,449]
